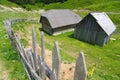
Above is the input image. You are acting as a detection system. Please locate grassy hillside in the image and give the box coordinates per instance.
[11,19,120,80]
[1,0,120,11]
[0,10,39,79]
[0,0,19,7]
[43,0,120,11]
[0,0,120,80]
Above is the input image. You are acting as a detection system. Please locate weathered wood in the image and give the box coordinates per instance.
[21,52,42,80]
[32,26,38,71]
[74,52,87,80]
[15,36,41,80]
[22,45,29,61]
[20,55,33,80]
[74,13,116,46]
[14,31,41,80]
[14,33,23,54]
[24,48,32,64]
[49,70,56,80]
[39,62,46,80]
[41,32,45,62]
[52,69,57,80]
[4,20,12,35]
[52,41,60,80]
[37,56,54,79]
[37,55,41,76]
[32,26,37,55]
[29,50,36,70]
[14,34,34,80]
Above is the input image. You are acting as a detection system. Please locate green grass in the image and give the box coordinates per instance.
[5,9,120,80]
[12,20,120,80]
[0,11,39,80]
[0,0,19,7]
[43,0,120,11]
[0,24,28,79]
[0,0,120,80]
[86,1,120,12]
[1,0,120,12]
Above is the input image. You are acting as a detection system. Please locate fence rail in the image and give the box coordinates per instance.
[4,18,87,80]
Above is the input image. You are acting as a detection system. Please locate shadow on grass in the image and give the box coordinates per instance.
[68,33,75,39]
[68,33,96,46]
[38,27,53,36]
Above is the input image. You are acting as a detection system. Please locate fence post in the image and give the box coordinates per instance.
[74,52,87,80]
[32,26,37,55]
[39,62,46,80]
[32,26,38,71]
[41,32,45,62]
[52,41,61,80]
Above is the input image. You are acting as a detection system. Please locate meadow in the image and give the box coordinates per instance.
[0,0,120,80]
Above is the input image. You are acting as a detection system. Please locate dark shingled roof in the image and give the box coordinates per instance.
[90,12,116,35]
[41,9,82,28]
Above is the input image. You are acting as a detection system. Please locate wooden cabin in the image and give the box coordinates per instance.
[40,9,82,35]
[74,12,116,46]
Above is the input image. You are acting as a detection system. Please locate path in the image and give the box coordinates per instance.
[0,4,25,12]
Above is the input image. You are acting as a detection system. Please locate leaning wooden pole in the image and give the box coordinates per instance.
[41,32,45,62]
[32,26,38,71]
[52,41,61,80]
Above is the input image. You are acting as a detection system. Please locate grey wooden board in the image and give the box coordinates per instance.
[41,32,45,62]
[40,62,46,80]
[32,26,38,71]
[74,52,87,80]
[52,41,60,80]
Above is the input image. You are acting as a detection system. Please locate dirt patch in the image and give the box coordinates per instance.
[60,62,75,80]
[16,30,25,39]
[26,39,75,80]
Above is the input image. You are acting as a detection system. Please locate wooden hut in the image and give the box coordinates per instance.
[40,9,82,35]
[74,12,116,46]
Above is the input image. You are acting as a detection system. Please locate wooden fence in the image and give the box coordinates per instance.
[4,18,88,80]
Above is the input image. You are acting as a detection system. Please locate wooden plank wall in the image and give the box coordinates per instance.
[74,14,107,46]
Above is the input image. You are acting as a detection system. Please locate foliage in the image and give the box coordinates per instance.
[39,0,67,4]
[8,0,67,5]
[8,0,37,5]
[1,0,119,11]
